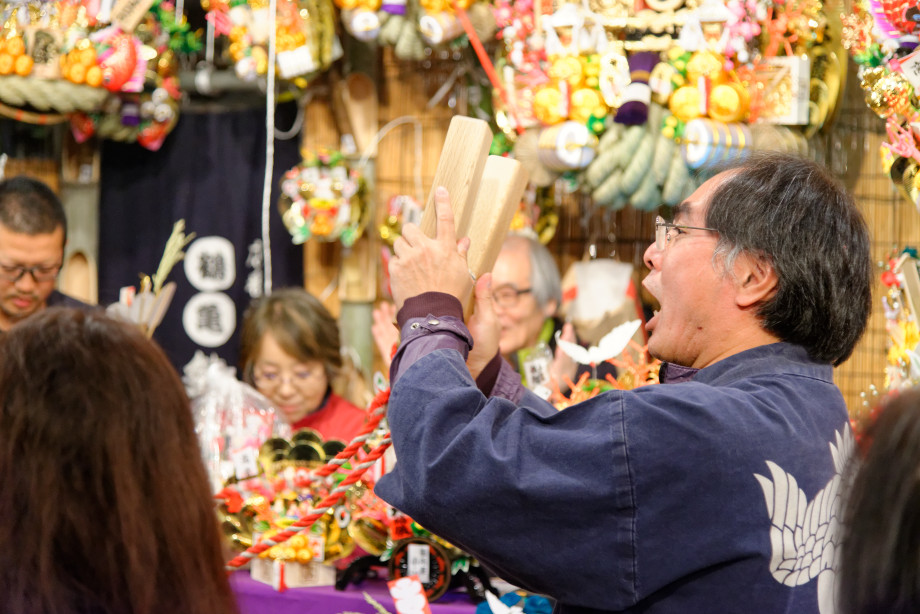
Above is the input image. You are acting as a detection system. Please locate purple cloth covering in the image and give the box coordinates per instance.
[230,570,478,614]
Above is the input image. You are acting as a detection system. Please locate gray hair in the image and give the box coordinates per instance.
[506,233,561,310]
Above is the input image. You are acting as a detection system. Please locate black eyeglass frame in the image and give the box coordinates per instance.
[491,285,533,308]
[0,262,63,283]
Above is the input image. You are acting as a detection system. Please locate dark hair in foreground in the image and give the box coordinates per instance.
[704,151,872,365]
[838,388,920,614]
[238,287,343,384]
[0,308,238,614]
[0,175,68,240]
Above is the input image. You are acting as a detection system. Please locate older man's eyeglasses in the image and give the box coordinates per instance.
[654,216,718,251]
[0,262,62,283]
[491,285,532,309]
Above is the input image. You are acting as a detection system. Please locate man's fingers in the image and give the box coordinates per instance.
[457,236,471,258]
[392,235,407,259]
[474,273,493,312]
[401,222,421,246]
[434,186,457,243]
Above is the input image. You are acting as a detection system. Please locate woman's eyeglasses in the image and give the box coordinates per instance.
[252,366,323,390]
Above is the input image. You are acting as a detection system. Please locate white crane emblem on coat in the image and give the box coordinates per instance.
[754,427,853,614]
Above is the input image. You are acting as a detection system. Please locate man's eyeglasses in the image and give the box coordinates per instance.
[654,216,718,251]
[491,285,532,309]
[0,262,62,283]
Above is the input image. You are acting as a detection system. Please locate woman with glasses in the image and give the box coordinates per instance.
[238,288,366,442]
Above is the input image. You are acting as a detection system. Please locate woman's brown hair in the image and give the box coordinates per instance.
[0,308,239,614]
[237,287,343,385]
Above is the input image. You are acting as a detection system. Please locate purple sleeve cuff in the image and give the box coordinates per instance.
[389,292,472,384]
[474,351,502,396]
[397,292,463,328]
[491,357,526,403]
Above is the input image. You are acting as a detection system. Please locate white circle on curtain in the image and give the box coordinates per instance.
[184,236,236,291]
[182,292,236,347]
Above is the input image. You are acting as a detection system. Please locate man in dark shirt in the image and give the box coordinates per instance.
[0,175,93,331]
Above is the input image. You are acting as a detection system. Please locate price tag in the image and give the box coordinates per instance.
[406,543,431,584]
[520,342,552,393]
[277,46,317,79]
[899,49,920,91]
[230,446,259,480]
[308,530,326,562]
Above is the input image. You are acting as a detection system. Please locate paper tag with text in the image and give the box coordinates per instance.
[230,446,260,480]
[388,575,432,614]
[406,542,431,584]
[898,49,920,91]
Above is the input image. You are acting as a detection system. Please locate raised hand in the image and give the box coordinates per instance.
[389,186,473,310]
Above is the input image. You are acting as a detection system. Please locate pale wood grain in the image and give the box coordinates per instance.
[418,115,493,238]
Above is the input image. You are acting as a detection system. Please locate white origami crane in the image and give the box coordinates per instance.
[754,427,854,614]
[554,319,642,366]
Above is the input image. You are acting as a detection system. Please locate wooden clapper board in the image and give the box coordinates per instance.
[418,116,530,316]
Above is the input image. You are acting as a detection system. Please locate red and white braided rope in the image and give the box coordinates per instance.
[225,388,391,570]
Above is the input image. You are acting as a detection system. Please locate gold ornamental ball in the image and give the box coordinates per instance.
[533,86,565,125]
[863,69,913,119]
[288,534,308,550]
[686,49,727,85]
[228,41,244,60]
[569,87,606,124]
[669,85,703,122]
[859,66,884,92]
[708,82,749,123]
[157,49,177,77]
[549,56,585,89]
[281,547,297,561]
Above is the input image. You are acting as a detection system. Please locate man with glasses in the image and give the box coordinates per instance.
[490,233,594,398]
[377,152,873,614]
[0,175,92,332]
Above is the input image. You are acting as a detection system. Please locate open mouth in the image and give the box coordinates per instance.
[646,309,660,332]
